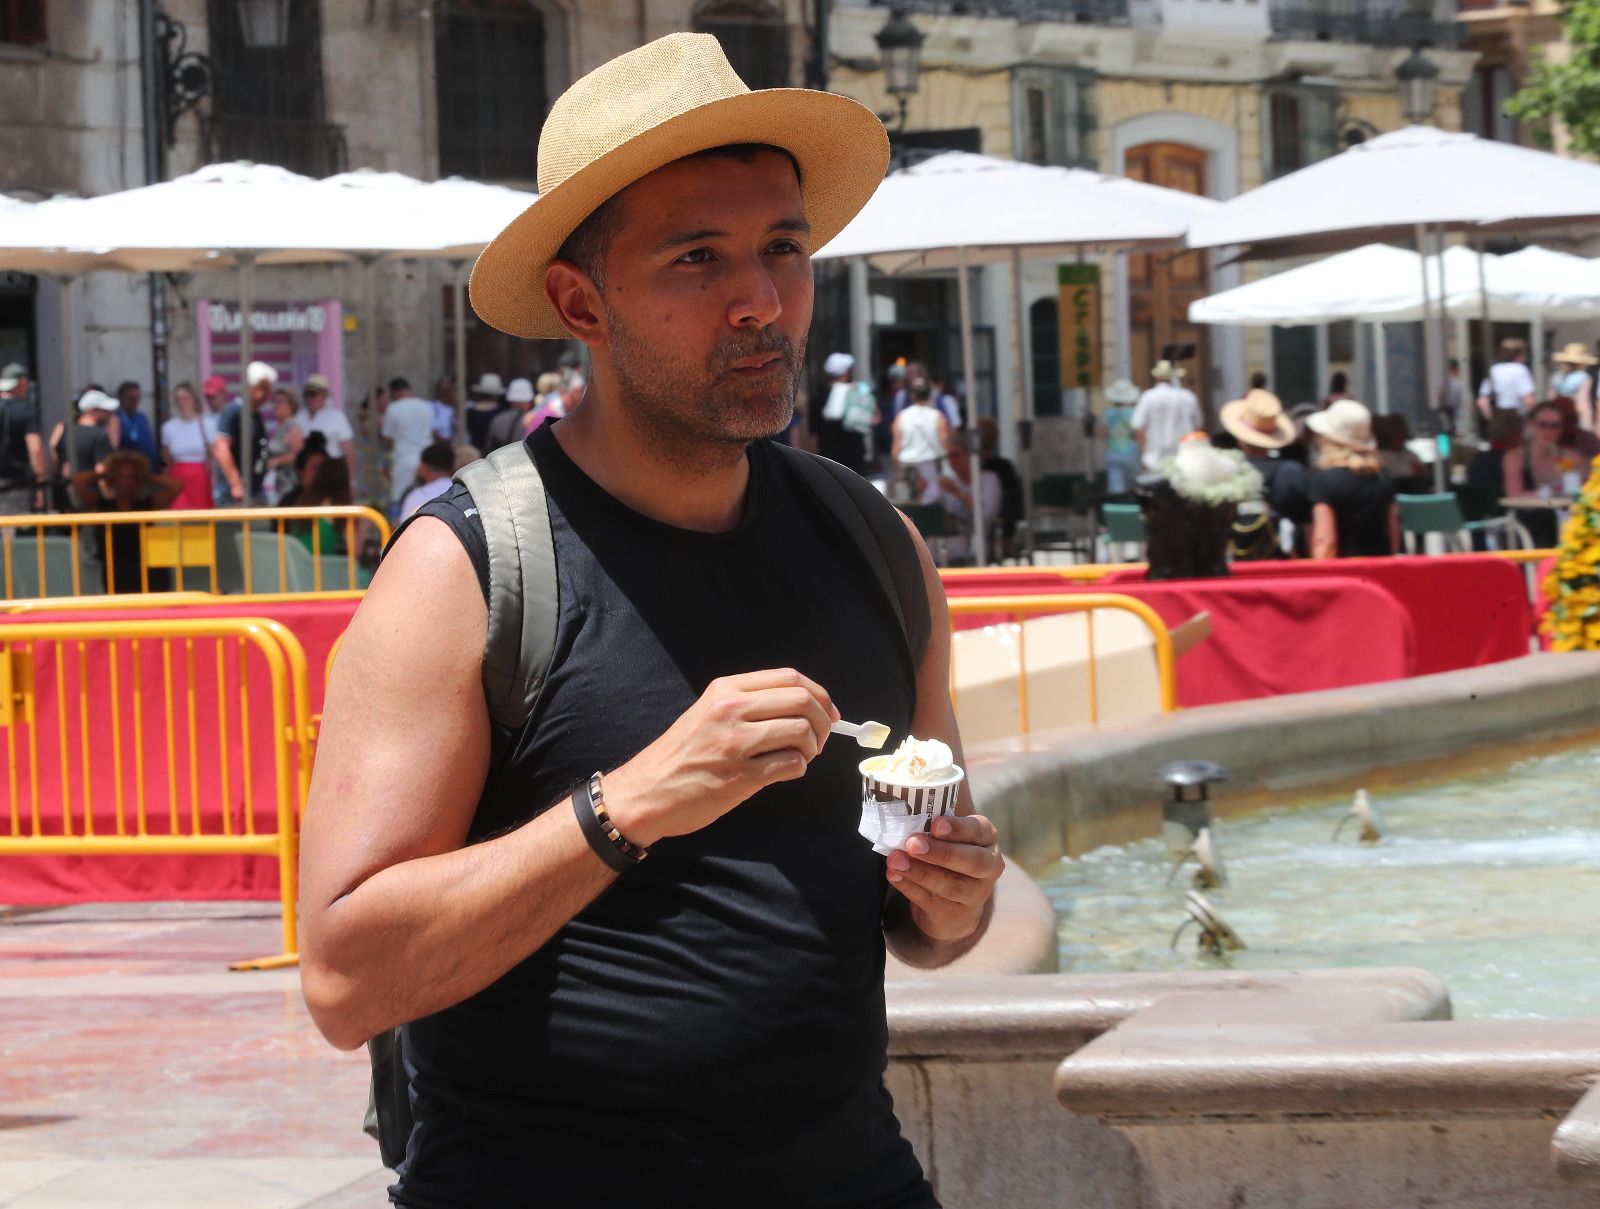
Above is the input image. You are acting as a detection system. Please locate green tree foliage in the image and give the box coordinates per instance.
[1506,0,1600,154]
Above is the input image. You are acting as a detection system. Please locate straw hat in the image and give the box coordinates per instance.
[1553,342,1598,367]
[469,33,889,340]
[1151,360,1186,381]
[1219,388,1295,449]
[1306,399,1377,451]
[304,373,332,395]
[1104,378,1139,405]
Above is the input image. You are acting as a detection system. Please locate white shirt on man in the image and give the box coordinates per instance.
[1132,381,1202,470]
[1481,362,1537,411]
[303,403,356,452]
[382,395,438,503]
[398,475,452,521]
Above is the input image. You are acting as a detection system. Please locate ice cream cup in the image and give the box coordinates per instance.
[857,757,965,855]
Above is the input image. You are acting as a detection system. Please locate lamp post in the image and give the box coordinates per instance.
[1396,45,1440,125]
[874,6,924,132]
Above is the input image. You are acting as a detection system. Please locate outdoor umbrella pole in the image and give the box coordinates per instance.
[1416,226,1446,492]
[364,254,380,437]
[1476,240,1493,420]
[956,245,988,566]
[59,273,78,480]
[1373,322,1389,419]
[1012,246,1031,566]
[238,253,256,502]
[452,259,468,441]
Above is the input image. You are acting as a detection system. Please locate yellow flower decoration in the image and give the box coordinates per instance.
[1544,459,1600,651]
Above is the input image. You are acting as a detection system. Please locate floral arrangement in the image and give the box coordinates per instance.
[1160,440,1264,506]
[1541,455,1600,651]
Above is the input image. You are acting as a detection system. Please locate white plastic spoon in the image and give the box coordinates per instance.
[830,719,891,749]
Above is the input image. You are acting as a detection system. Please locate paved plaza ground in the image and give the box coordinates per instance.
[0,902,391,1208]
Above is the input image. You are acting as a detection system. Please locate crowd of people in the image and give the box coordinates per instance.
[0,354,589,592]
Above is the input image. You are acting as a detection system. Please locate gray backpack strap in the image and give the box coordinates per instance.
[455,441,558,730]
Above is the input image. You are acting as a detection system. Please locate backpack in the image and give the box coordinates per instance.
[364,437,931,1166]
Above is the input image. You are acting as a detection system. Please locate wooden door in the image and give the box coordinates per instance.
[1126,143,1211,416]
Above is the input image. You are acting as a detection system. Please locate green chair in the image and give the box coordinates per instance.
[1396,492,1531,554]
[1097,502,1146,563]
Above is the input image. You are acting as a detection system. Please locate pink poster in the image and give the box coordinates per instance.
[198,299,345,411]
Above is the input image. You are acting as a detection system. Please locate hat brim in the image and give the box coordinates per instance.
[470,88,891,340]
[1219,400,1295,450]
[1305,412,1376,451]
[0,378,18,393]
[1555,353,1599,366]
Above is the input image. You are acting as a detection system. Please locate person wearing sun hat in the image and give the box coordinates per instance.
[1101,378,1142,493]
[1219,386,1313,555]
[300,33,1000,1209]
[1553,342,1597,428]
[1306,398,1400,559]
[1134,359,1202,471]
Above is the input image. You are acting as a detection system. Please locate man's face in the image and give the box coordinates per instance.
[119,388,140,411]
[588,149,813,456]
[204,389,225,411]
[304,388,326,412]
[249,381,272,406]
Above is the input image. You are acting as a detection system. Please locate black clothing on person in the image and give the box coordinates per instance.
[217,401,269,496]
[393,425,936,1209]
[1309,466,1395,557]
[465,404,505,451]
[97,497,173,594]
[0,394,39,490]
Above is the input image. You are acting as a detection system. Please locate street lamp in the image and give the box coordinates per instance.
[237,0,292,50]
[874,6,924,131]
[1396,45,1440,125]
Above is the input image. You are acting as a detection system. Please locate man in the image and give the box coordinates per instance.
[0,362,46,515]
[114,380,161,470]
[484,376,535,449]
[1477,337,1537,423]
[396,440,455,521]
[1218,386,1310,557]
[299,33,1001,1209]
[463,371,507,451]
[301,374,358,472]
[380,376,437,511]
[212,361,276,503]
[1132,358,1202,471]
[428,378,457,443]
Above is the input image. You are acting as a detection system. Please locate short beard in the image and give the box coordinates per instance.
[606,312,806,476]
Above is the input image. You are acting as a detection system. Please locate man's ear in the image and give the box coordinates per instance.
[546,261,606,347]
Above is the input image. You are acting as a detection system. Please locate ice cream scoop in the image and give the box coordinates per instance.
[862,736,956,785]
[830,719,891,749]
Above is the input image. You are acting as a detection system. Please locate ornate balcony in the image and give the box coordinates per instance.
[870,0,1132,28]
[1268,0,1466,46]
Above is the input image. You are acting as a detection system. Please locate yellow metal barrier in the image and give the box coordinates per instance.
[0,616,308,969]
[947,593,1177,731]
[0,506,390,599]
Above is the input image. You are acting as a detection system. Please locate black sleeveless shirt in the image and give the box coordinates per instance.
[393,425,934,1209]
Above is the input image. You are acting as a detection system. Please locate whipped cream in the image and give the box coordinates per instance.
[863,736,956,785]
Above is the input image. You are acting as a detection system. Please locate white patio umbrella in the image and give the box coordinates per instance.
[0,163,535,494]
[1187,125,1600,485]
[319,170,535,434]
[815,151,1217,564]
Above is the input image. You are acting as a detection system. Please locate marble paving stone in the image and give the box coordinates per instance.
[0,903,388,1207]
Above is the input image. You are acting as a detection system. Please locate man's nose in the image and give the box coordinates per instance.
[727,255,782,329]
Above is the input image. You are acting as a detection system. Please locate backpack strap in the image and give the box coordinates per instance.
[455,441,559,731]
[775,444,931,673]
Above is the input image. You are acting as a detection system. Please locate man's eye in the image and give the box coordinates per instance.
[769,240,803,256]
[678,248,714,265]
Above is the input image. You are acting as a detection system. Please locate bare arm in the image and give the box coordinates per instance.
[69,468,103,511]
[25,432,45,482]
[211,435,242,500]
[882,514,1001,969]
[148,474,184,510]
[1503,448,1525,498]
[1312,501,1339,560]
[299,519,840,1051]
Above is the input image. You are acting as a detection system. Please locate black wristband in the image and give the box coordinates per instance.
[571,773,648,874]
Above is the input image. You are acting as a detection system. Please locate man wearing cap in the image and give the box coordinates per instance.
[113,380,162,471]
[302,374,358,471]
[212,361,276,503]
[485,376,537,449]
[0,362,46,515]
[1133,359,1202,471]
[300,32,1001,1209]
[818,350,876,474]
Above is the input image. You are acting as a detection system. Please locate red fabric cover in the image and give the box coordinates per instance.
[1103,556,1530,675]
[944,575,1415,708]
[0,599,357,904]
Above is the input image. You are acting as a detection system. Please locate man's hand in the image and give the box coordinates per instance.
[886,813,1003,943]
[603,668,839,848]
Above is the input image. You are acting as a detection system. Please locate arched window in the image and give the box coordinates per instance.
[692,1,790,90]
[1030,297,1063,417]
[435,0,557,182]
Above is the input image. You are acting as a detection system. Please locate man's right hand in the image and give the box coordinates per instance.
[603,669,839,849]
